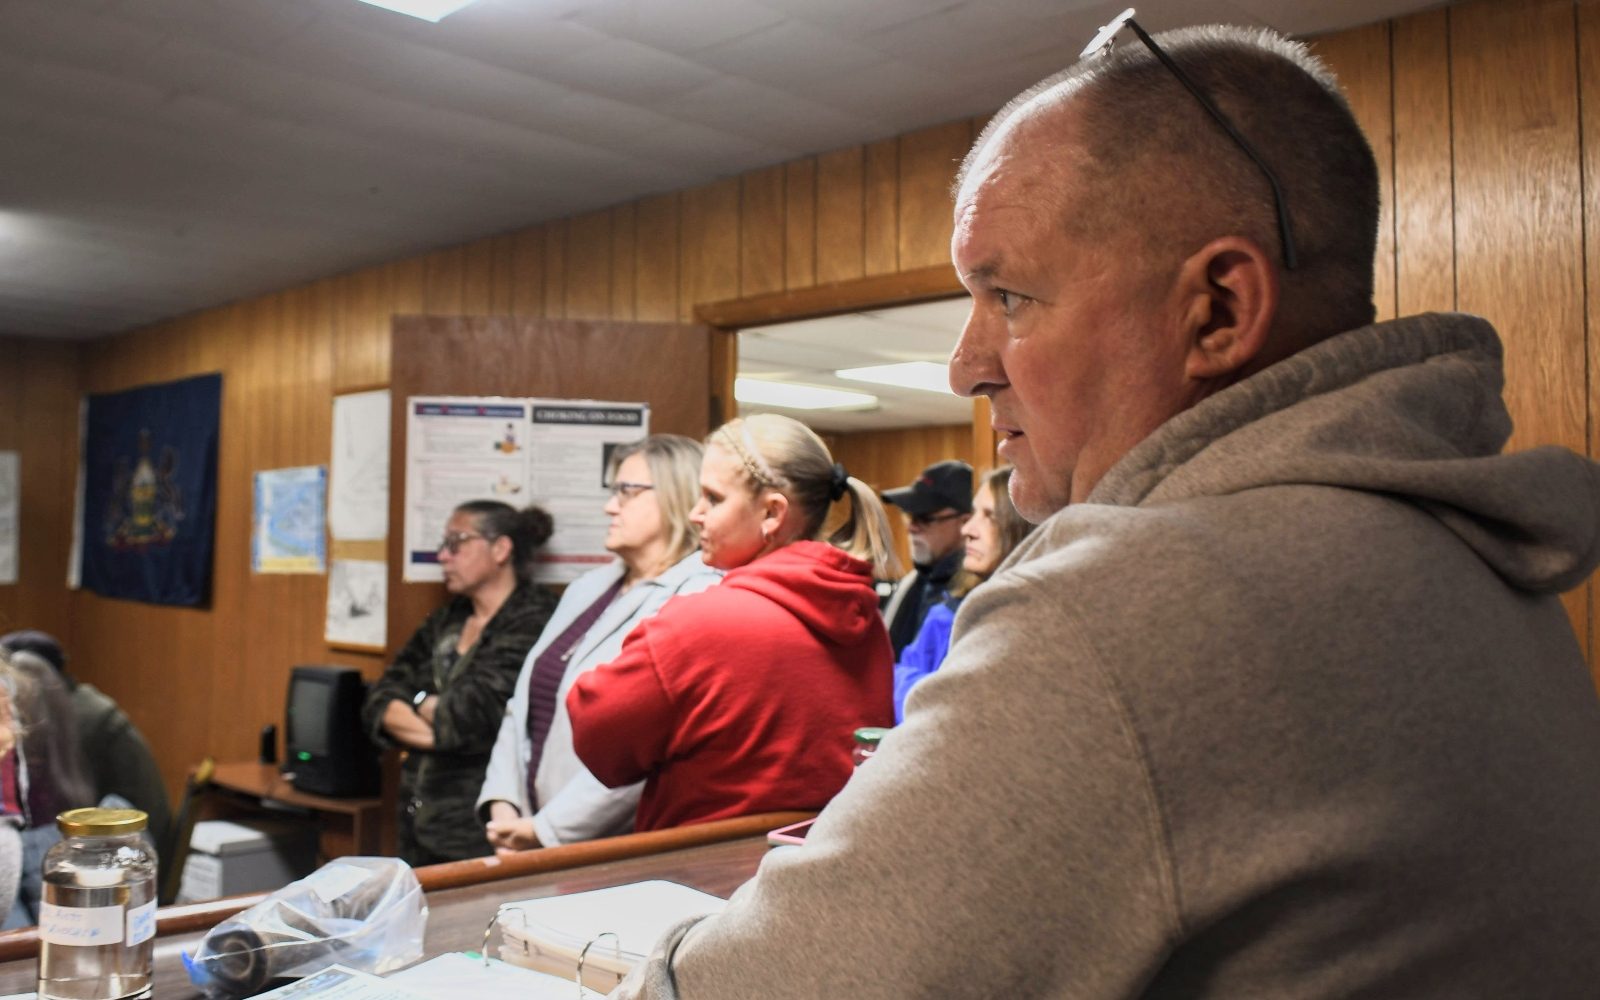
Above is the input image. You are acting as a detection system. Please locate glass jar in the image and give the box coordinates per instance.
[851,726,888,767]
[37,808,157,1000]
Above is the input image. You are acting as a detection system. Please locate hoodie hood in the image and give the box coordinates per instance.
[721,540,882,645]
[1089,312,1600,594]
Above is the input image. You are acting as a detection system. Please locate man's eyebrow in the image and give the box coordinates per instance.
[961,262,1000,283]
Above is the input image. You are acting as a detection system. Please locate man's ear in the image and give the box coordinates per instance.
[1175,236,1278,381]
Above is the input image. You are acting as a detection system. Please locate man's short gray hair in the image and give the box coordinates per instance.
[959,24,1380,338]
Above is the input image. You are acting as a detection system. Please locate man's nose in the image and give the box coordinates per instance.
[949,302,999,398]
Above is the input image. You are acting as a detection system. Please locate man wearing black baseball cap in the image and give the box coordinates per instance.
[880,460,972,658]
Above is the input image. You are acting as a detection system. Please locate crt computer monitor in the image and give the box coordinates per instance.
[284,666,379,798]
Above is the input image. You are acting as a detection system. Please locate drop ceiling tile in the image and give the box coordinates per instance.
[0,0,1461,338]
[743,0,963,38]
[653,77,882,154]
[695,18,888,88]
[794,58,984,124]
[533,37,722,103]
[565,0,787,55]
[865,3,1077,72]
[403,4,615,73]
[619,118,789,177]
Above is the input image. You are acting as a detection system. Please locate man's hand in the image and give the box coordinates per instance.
[485,802,542,855]
[381,698,435,750]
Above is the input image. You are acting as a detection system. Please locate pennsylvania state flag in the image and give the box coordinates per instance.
[79,373,221,606]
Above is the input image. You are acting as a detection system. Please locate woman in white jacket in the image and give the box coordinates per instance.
[478,434,720,850]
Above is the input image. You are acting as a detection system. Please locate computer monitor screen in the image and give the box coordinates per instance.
[286,673,333,756]
[283,666,378,797]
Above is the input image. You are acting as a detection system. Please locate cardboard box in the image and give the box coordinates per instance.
[177,818,318,902]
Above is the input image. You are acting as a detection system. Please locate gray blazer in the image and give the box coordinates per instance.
[477,550,721,845]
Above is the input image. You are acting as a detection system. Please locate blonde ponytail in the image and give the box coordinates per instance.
[828,476,903,580]
[709,414,902,578]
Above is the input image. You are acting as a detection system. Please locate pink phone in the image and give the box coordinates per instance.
[765,818,815,847]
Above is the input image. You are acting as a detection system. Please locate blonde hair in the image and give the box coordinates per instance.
[710,414,903,580]
[0,651,22,748]
[606,434,705,564]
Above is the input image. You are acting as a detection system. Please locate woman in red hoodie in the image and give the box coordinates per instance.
[567,414,901,832]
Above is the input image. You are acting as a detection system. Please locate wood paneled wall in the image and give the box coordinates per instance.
[6,0,1600,804]
[385,316,712,651]
[1309,0,1595,658]
[0,339,79,644]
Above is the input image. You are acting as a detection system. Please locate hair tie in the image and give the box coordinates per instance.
[828,463,850,502]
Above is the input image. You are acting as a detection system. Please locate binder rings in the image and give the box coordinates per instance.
[493,880,728,993]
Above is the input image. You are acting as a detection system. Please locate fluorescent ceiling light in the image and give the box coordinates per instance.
[355,0,480,21]
[835,361,954,395]
[735,378,878,411]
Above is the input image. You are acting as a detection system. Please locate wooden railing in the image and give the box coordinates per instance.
[0,811,808,963]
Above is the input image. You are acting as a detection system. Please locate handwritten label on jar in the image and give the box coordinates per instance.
[39,902,123,946]
[126,899,156,946]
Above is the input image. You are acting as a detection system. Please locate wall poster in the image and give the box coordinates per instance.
[253,465,328,574]
[329,389,390,542]
[325,558,387,649]
[403,396,649,585]
[0,451,17,585]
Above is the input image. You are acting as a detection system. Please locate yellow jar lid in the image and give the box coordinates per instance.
[56,808,147,837]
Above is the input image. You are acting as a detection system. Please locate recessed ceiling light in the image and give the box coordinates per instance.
[834,361,954,395]
[735,378,878,411]
[355,0,480,22]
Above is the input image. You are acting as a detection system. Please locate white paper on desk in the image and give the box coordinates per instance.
[251,964,424,999]
[386,952,570,999]
[502,879,727,958]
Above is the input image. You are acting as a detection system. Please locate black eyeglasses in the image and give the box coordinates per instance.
[909,511,966,528]
[437,530,486,554]
[1080,7,1298,270]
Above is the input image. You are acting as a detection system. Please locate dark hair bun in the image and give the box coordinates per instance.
[519,505,555,549]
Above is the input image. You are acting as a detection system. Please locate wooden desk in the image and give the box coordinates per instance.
[202,761,385,861]
[0,812,801,996]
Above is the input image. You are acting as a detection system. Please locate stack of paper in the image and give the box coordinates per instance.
[496,880,728,993]
[240,956,573,1000]
[387,953,571,1000]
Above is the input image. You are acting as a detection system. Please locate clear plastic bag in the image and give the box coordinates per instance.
[181,857,427,998]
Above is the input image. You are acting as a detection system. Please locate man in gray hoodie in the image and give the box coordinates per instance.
[616,19,1600,999]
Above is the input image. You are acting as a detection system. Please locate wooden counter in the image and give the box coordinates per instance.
[0,813,799,995]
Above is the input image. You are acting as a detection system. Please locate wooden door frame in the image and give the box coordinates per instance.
[693,264,997,469]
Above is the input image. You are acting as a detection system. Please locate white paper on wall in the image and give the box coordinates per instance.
[329,390,390,542]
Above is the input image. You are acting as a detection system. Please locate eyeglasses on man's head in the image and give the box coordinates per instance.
[437,530,486,555]
[1079,7,1298,270]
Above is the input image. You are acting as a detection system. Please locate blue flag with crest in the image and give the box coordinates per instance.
[79,373,222,606]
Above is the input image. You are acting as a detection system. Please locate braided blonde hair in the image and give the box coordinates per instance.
[709,414,902,580]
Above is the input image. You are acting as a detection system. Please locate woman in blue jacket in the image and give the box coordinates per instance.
[892,466,1033,722]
